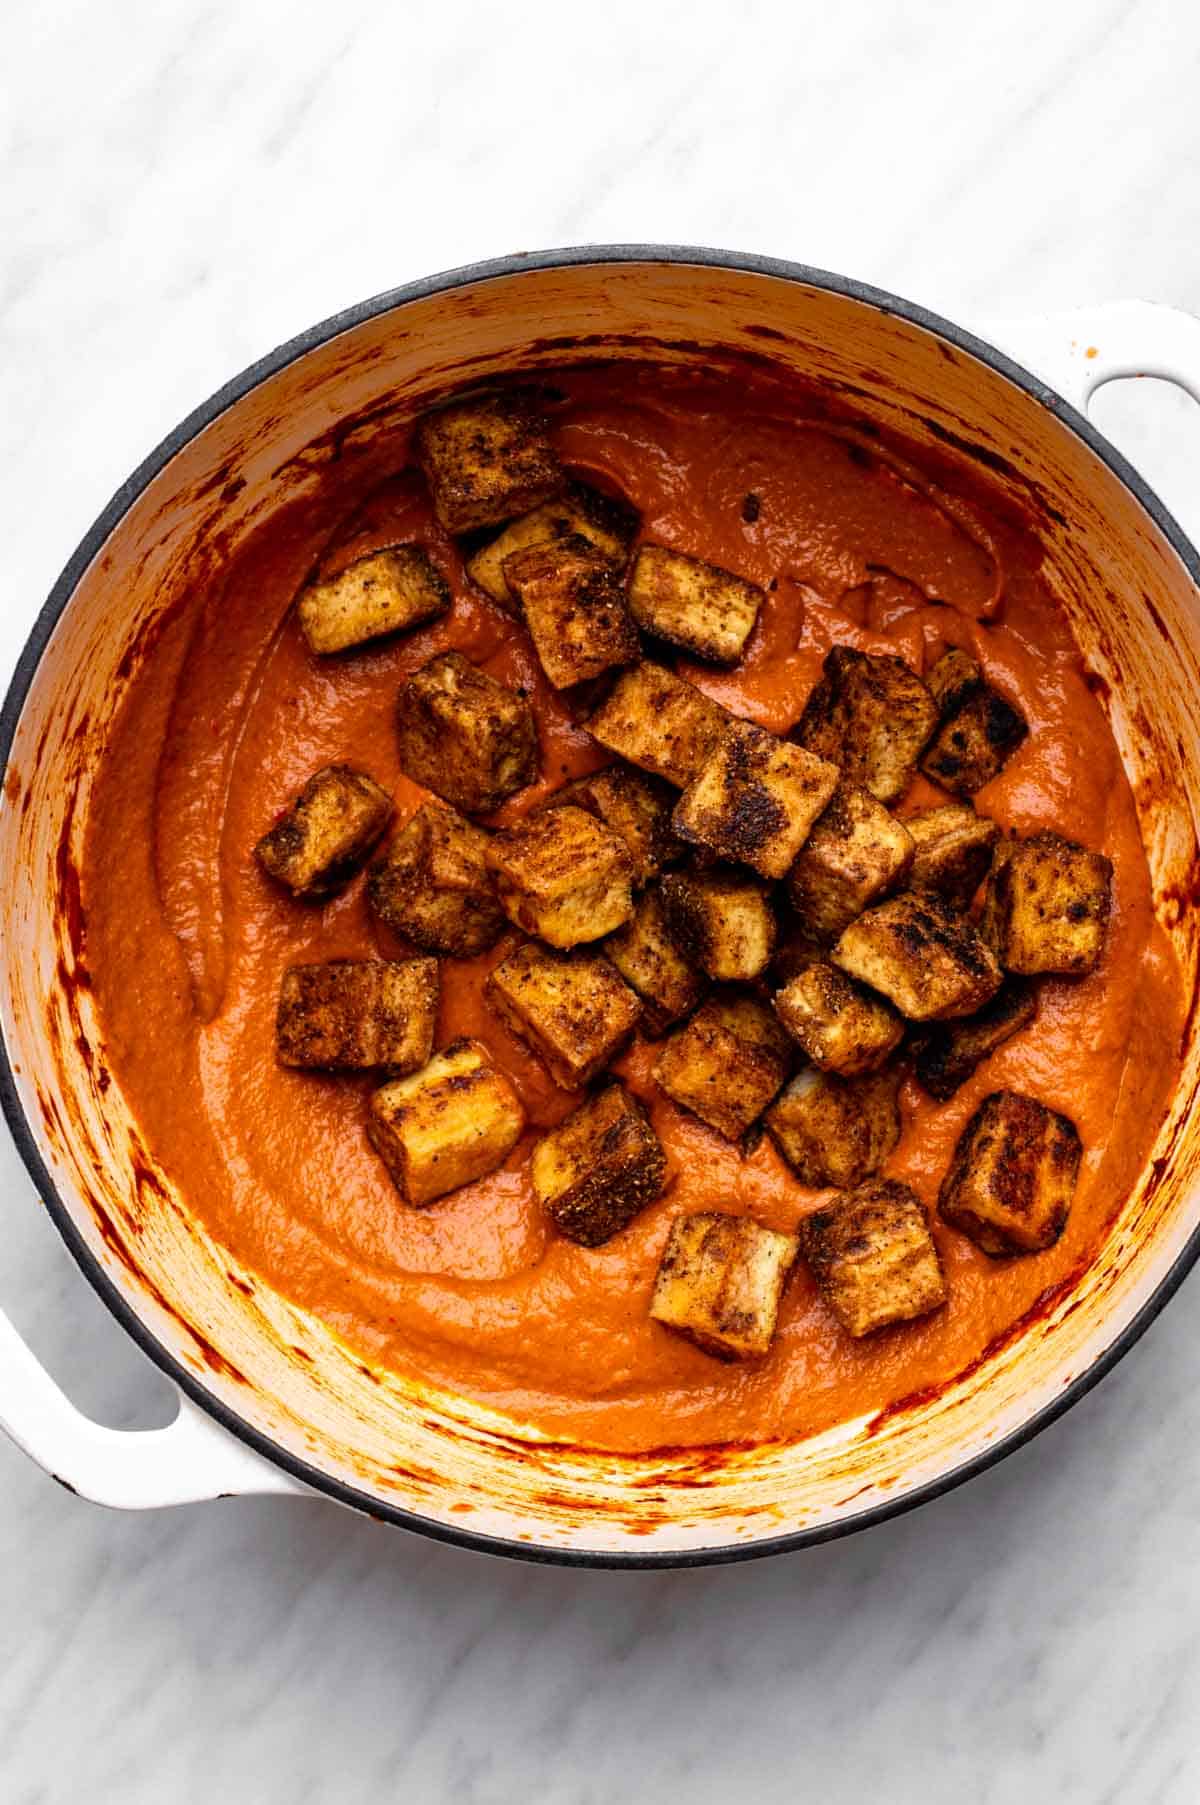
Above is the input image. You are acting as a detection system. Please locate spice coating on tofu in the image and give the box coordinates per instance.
[981,831,1113,976]
[939,1089,1082,1256]
[546,765,682,885]
[653,993,791,1143]
[255,765,393,897]
[627,544,766,665]
[603,885,706,1035]
[905,803,1000,905]
[833,890,1003,1021]
[395,651,538,815]
[485,942,642,1090]
[367,1038,526,1208]
[486,805,635,947]
[792,646,939,805]
[587,662,732,787]
[672,720,840,879]
[368,800,506,957]
[502,535,640,690]
[276,958,438,1072]
[773,960,904,1075]
[297,544,450,655]
[920,649,1028,796]
[787,781,914,940]
[662,867,777,982]
[531,1084,668,1247]
[650,1212,798,1360]
[415,390,562,533]
[801,1181,947,1339]
[467,480,639,608]
[766,1065,901,1190]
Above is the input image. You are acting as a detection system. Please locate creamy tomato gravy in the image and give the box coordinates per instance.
[82,364,1184,1452]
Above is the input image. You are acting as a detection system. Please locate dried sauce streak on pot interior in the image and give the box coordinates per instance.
[79,362,1185,1456]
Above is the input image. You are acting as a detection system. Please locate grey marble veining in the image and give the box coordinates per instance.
[3,1,1200,1799]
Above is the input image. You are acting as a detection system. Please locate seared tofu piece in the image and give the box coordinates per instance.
[368,800,505,956]
[980,831,1113,976]
[485,805,635,947]
[915,979,1037,1101]
[672,720,840,880]
[367,1038,525,1207]
[792,646,939,805]
[786,781,914,939]
[276,957,438,1072]
[603,885,706,1035]
[297,544,450,655]
[653,994,791,1142]
[920,649,1028,796]
[531,1083,667,1246]
[587,662,732,787]
[906,803,1000,905]
[466,480,639,607]
[415,390,562,533]
[773,961,904,1076]
[650,1212,798,1360]
[766,1066,901,1189]
[662,868,777,982]
[801,1180,947,1338]
[627,544,765,665]
[833,891,1002,1021]
[486,942,642,1089]
[939,1089,1082,1256]
[502,535,640,689]
[547,765,682,885]
[395,651,538,815]
[255,765,393,897]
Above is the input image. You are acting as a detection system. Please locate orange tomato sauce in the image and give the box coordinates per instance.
[82,364,1185,1452]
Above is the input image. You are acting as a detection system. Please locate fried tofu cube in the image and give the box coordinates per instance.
[773,961,904,1076]
[661,868,777,982]
[672,720,840,880]
[833,891,1002,1021]
[466,480,639,607]
[653,994,791,1142]
[792,646,939,805]
[367,1038,525,1207]
[766,1066,901,1189]
[906,803,1000,905]
[368,800,505,956]
[920,650,1028,795]
[547,765,682,885]
[801,1180,947,1338]
[275,957,437,1072]
[415,390,562,533]
[650,1212,798,1359]
[980,831,1113,976]
[915,979,1037,1101]
[531,1083,667,1246]
[786,781,914,939]
[485,806,635,947]
[627,544,765,665]
[587,662,732,787]
[395,651,538,815]
[502,535,639,689]
[296,544,450,655]
[603,885,706,1035]
[939,1089,1082,1255]
[485,942,642,1089]
[255,765,393,897]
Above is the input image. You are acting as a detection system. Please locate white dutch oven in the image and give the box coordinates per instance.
[2,249,1200,1567]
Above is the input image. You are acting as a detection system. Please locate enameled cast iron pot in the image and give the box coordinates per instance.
[4,248,1200,1568]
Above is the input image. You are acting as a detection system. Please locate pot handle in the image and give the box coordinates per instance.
[981,299,1200,415]
[0,1305,306,1507]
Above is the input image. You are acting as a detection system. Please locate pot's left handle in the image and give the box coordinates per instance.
[0,1306,307,1507]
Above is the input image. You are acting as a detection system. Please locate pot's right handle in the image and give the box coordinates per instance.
[982,299,1200,415]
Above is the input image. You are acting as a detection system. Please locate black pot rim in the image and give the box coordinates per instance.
[3,243,1198,1571]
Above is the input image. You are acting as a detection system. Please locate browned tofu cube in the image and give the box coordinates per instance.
[833,891,1002,1021]
[773,961,904,1076]
[672,720,840,880]
[650,1212,798,1359]
[367,1038,525,1207]
[792,646,939,805]
[415,390,562,533]
[297,544,450,655]
[485,806,635,948]
[653,994,791,1142]
[980,831,1113,976]
[661,868,777,982]
[587,662,732,787]
[906,803,1000,905]
[603,885,706,1035]
[920,649,1028,796]
[368,800,505,956]
[531,1083,667,1246]
[801,1180,947,1338]
[766,1066,901,1189]
[275,957,437,1072]
[485,942,642,1089]
[395,651,538,815]
[466,480,639,607]
[915,979,1037,1101]
[939,1089,1082,1255]
[786,781,914,940]
[502,534,640,689]
[925,646,982,714]
[627,544,765,665]
[255,765,393,897]
[547,765,682,885]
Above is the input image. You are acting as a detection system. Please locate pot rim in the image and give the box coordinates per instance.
[3,242,1199,1569]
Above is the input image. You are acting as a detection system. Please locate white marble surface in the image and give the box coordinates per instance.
[3,1,1200,1799]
